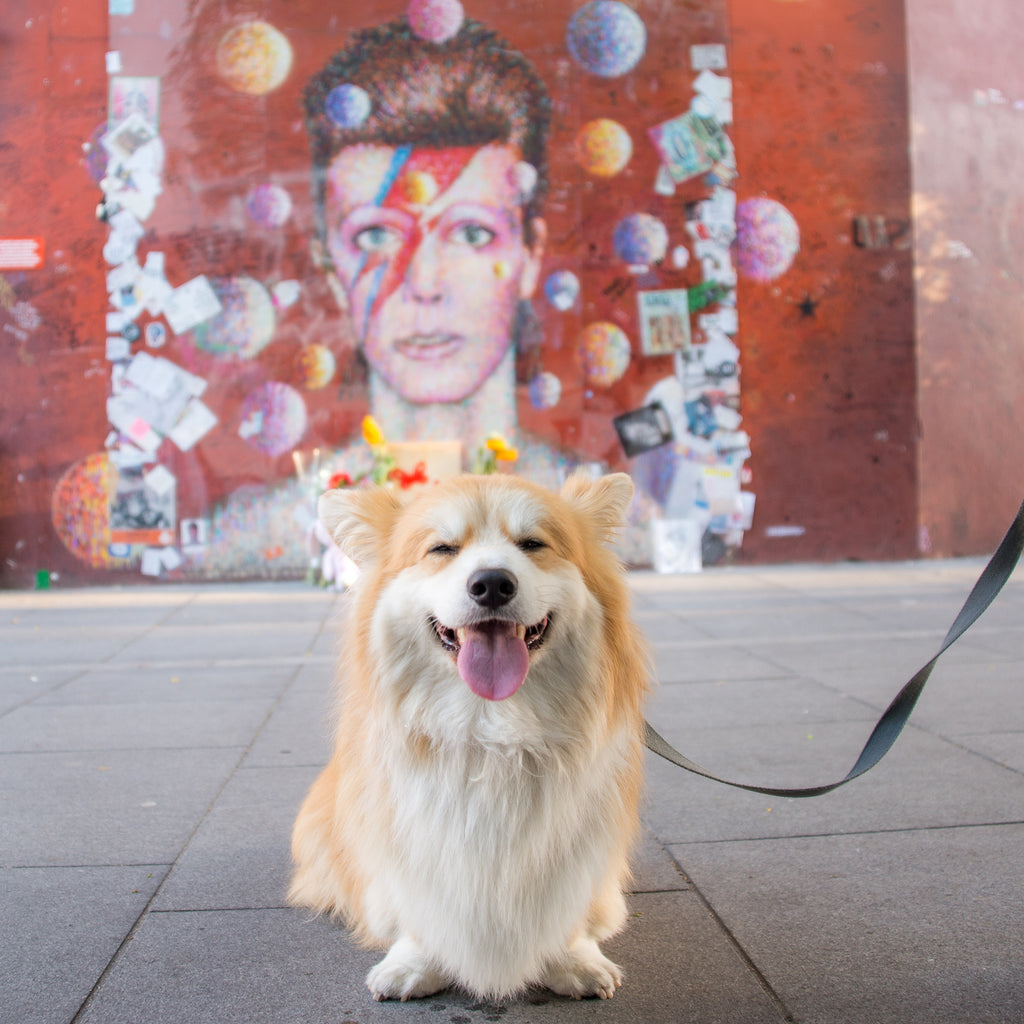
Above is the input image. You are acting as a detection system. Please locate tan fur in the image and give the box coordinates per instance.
[289,472,650,1000]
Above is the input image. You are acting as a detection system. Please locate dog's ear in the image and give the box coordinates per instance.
[560,472,634,539]
[318,486,402,565]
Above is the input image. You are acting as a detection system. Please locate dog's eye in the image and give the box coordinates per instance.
[428,543,460,557]
[516,538,546,553]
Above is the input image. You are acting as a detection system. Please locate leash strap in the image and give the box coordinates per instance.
[644,499,1024,798]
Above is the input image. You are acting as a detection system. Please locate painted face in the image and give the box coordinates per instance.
[323,143,544,404]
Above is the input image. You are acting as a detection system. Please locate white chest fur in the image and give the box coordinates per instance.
[361,733,631,995]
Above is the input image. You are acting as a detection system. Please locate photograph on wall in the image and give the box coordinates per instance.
[108,76,161,130]
[637,288,691,355]
[613,402,675,458]
[107,463,176,546]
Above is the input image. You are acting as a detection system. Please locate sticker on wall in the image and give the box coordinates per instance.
[0,238,45,271]
[613,402,674,457]
[181,518,210,553]
[108,462,176,546]
[637,289,691,356]
[101,112,158,165]
[188,276,275,359]
[108,76,160,130]
[648,110,727,184]
[690,44,728,71]
[169,400,218,452]
[692,69,732,125]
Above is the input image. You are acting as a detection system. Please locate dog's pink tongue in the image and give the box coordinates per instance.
[456,621,529,701]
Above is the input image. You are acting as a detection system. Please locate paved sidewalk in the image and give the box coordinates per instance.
[2,560,1023,1024]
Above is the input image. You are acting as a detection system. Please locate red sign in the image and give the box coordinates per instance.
[0,237,45,270]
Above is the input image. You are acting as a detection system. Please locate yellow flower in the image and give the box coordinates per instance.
[483,430,512,450]
[495,446,518,462]
[362,415,384,446]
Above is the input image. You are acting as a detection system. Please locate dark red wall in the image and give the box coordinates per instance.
[0,0,111,584]
[729,0,918,563]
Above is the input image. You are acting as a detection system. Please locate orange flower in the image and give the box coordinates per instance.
[485,433,518,463]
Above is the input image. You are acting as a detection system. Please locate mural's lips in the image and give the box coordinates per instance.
[395,334,463,360]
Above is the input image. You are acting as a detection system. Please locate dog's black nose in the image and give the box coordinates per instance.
[467,568,518,609]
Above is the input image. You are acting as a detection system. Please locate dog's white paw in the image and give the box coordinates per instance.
[540,937,623,1000]
[366,937,447,1002]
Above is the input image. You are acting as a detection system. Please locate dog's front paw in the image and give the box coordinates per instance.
[540,937,623,1000]
[366,937,448,1002]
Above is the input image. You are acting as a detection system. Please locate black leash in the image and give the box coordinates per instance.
[644,499,1024,798]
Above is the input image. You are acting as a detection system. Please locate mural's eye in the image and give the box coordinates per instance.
[517,538,546,553]
[353,224,403,255]
[428,542,460,557]
[449,222,495,248]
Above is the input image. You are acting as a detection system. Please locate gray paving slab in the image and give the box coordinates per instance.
[642,722,1024,844]
[29,662,298,706]
[681,601,889,643]
[0,863,166,1024]
[287,655,338,684]
[630,608,713,644]
[0,746,243,866]
[670,824,1024,1024]
[0,626,149,668]
[106,620,325,663]
[309,618,348,657]
[74,893,787,1024]
[650,641,792,685]
[630,827,692,894]
[241,679,336,768]
[153,764,320,912]
[0,667,85,715]
[650,674,881,730]
[0,600,180,631]
[742,631,970,676]
[948,730,1024,774]
[953,624,1024,658]
[0,696,277,753]
[161,588,339,626]
[885,658,1024,735]
[840,591,998,633]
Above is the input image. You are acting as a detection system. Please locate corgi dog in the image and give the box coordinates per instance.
[289,472,649,1001]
